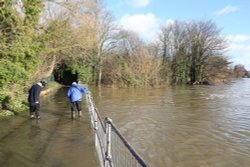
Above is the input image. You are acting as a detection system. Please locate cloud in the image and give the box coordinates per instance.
[229,47,250,70]
[126,0,150,8]
[120,13,161,41]
[229,43,250,56]
[227,34,250,69]
[217,5,240,16]
[227,35,250,43]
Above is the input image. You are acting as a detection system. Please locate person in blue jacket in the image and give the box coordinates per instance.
[28,81,46,119]
[67,81,89,119]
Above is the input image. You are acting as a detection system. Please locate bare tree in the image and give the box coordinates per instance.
[158,21,189,84]
[157,20,229,85]
[34,0,104,83]
[102,30,163,87]
[94,5,118,85]
[204,56,232,84]
[112,29,143,57]
[186,20,228,84]
[233,64,248,78]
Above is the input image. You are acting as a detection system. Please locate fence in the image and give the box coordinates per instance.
[86,93,151,167]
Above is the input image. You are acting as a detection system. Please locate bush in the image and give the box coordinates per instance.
[0,85,28,115]
[0,110,15,119]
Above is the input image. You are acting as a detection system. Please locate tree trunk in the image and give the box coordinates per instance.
[43,54,56,78]
[97,51,102,86]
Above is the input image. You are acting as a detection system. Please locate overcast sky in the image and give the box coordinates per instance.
[106,0,250,70]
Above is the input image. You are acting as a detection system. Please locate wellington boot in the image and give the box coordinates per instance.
[78,111,82,117]
[71,111,76,119]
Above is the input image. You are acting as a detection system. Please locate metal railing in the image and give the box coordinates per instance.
[86,93,151,167]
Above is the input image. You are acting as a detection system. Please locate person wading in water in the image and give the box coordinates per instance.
[67,81,89,119]
[28,81,46,119]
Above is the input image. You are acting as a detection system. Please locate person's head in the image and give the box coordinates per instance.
[72,82,77,85]
[40,81,46,88]
[72,80,79,85]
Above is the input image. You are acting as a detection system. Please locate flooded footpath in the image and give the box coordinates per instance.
[0,88,99,167]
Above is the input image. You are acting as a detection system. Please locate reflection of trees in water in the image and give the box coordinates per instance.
[29,120,46,163]
[29,120,41,138]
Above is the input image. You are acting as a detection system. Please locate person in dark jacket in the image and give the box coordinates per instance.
[67,81,89,119]
[28,81,46,119]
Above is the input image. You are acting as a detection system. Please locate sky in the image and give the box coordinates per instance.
[106,0,250,70]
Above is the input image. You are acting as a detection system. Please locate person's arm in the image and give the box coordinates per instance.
[28,86,32,102]
[79,86,89,94]
[67,88,71,98]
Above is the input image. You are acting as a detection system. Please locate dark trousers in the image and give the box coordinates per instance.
[70,101,82,112]
[29,103,40,117]
[70,101,82,118]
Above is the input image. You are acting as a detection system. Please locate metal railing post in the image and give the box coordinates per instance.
[104,117,113,167]
[86,93,151,167]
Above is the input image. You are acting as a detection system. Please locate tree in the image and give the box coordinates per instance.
[48,0,117,85]
[204,56,232,84]
[186,20,228,84]
[157,20,229,85]
[0,0,45,112]
[0,0,45,85]
[102,30,162,87]
[38,0,99,84]
[90,1,117,86]
[233,64,248,78]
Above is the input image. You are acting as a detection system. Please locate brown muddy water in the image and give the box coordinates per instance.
[91,78,250,167]
[0,88,99,167]
[1,78,250,167]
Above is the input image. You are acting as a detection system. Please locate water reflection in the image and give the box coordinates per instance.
[1,79,250,167]
[92,79,250,167]
[0,88,99,167]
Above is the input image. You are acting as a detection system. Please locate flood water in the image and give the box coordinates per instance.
[0,88,99,167]
[91,78,250,167]
[1,78,250,167]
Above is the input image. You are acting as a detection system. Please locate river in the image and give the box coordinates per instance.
[0,78,250,167]
[91,78,250,167]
